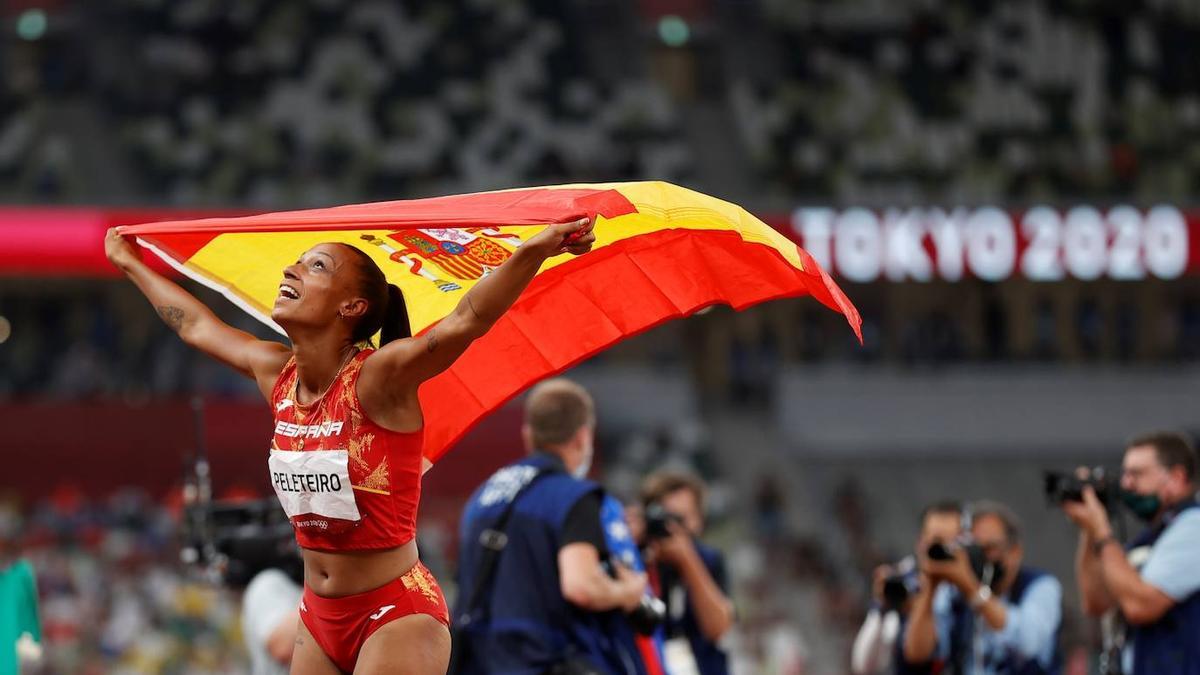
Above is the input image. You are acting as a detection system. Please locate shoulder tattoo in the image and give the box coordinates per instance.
[425,330,439,353]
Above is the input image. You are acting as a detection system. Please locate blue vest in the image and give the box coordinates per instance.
[943,567,1062,675]
[454,454,641,675]
[1128,502,1200,675]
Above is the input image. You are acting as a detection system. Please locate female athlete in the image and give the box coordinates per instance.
[104,216,596,674]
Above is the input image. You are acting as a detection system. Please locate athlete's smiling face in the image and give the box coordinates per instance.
[271,243,366,330]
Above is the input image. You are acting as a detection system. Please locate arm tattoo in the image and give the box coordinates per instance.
[425,330,439,353]
[156,305,185,332]
[465,294,482,320]
[295,635,304,646]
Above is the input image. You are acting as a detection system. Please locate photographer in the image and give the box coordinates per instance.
[453,379,648,675]
[1062,432,1200,675]
[636,471,735,675]
[241,567,301,675]
[903,501,1062,674]
[851,500,961,675]
[0,511,42,675]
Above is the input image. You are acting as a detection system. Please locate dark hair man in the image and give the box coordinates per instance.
[453,378,647,675]
[1063,432,1200,675]
[852,500,962,675]
[904,500,1062,675]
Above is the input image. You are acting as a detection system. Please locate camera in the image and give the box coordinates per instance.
[927,539,1005,590]
[600,556,666,635]
[183,497,300,586]
[1044,467,1117,507]
[643,502,685,541]
[626,593,667,636]
[881,557,920,611]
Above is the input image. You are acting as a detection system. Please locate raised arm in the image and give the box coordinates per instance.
[358,216,595,402]
[903,579,940,664]
[105,228,291,399]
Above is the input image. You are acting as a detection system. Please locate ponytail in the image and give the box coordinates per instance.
[341,243,410,346]
[380,283,411,346]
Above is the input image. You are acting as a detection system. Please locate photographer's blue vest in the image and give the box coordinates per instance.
[944,567,1062,675]
[1127,501,1200,675]
[454,453,641,675]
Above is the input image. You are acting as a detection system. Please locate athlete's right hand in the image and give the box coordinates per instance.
[614,563,649,612]
[522,216,596,259]
[104,227,142,269]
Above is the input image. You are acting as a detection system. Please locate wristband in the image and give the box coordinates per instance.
[1092,535,1116,557]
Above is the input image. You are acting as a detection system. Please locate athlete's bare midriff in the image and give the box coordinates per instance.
[302,539,420,597]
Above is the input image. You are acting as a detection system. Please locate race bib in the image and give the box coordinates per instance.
[268,449,361,523]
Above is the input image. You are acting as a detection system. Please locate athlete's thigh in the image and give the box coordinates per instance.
[354,614,451,675]
[291,617,342,675]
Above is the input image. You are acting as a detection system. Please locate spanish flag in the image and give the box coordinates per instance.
[120,182,861,463]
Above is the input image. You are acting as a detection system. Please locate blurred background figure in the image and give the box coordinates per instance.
[903,501,1062,675]
[3,1,1200,673]
[240,567,300,675]
[1062,432,1200,675]
[453,378,648,675]
[0,505,43,675]
[634,470,735,675]
[851,500,961,675]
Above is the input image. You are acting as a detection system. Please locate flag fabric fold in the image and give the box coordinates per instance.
[120,181,861,463]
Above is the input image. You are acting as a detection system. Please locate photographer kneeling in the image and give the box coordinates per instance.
[633,471,735,675]
[1062,432,1200,675]
[903,501,1062,675]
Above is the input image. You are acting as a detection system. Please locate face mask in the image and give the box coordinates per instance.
[1121,490,1161,522]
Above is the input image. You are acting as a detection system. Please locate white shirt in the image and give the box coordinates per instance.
[242,569,303,675]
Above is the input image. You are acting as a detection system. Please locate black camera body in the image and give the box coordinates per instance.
[600,556,666,635]
[626,593,667,635]
[927,540,1005,589]
[183,497,301,586]
[1044,467,1117,507]
[881,557,920,611]
[643,503,685,541]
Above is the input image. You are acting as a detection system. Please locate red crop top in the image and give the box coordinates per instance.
[268,350,422,551]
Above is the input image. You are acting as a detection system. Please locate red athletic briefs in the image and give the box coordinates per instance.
[299,561,450,673]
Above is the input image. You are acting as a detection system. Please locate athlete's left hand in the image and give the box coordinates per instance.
[523,216,596,258]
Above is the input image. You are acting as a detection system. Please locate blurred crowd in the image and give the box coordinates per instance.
[738,0,1200,204]
[6,281,1200,400]
[0,284,265,399]
[1,491,246,675]
[2,1,1200,206]
[1,0,690,206]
